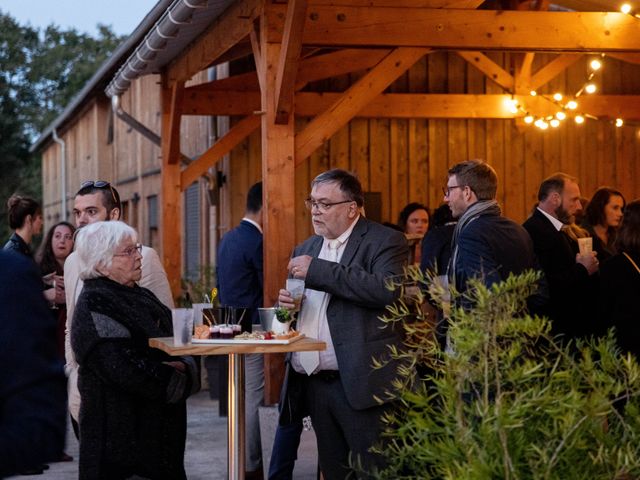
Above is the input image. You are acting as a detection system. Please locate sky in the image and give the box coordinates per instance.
[0,0,160,36]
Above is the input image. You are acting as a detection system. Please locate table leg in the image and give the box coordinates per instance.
[228,353,245,479]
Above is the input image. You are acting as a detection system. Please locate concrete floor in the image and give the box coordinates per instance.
[10,391,318,480]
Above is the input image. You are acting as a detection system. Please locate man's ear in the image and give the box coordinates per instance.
[108,208,121,221]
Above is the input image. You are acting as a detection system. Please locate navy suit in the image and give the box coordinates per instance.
[523,209,599,339]
[0,251,67,476]
[451,213,538,294]
[217,220,263,322]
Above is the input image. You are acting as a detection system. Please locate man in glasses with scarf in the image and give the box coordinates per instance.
[444,160,539,305]
[63,180,174,435]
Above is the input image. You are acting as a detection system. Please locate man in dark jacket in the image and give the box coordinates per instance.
[0,251,67,477]
[523,173,599,339]
[445,160,538,299]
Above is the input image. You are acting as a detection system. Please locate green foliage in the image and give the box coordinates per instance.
[275,307,292,323]
[176,265,217,307]
[374,267,640,480]
[0,11,124,242]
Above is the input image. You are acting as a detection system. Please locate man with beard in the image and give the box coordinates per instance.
[523,173,599,339]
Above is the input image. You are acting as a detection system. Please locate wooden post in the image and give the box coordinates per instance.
[258,0,296,404]
[160,77,184,298]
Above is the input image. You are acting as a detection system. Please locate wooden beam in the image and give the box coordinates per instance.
[310,0,484,7]
[290,9,640,51]
[274,0,308,123]
[166,81,185,165]
[607,52,640,65]
[296,47,428,163]
[167,0,262,82]
[180,90,640,120]
[160,80,183,298]
[457,51,514,91]
[183,48,391,96]
[515,52,535,93]
[529,54,583,91]
[180,115,262,190]
[261,2,296,404]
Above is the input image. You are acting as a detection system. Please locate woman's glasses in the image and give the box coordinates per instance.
[114,243,143,258]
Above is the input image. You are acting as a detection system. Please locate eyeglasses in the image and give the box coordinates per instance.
[79,180,118,205]
[304,198,354,212]
[442,185,465,197]
[114,243,142,258]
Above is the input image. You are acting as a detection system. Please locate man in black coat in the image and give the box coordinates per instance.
[523,173,599,339]
[445,160,538,300]
[0,251,67,477]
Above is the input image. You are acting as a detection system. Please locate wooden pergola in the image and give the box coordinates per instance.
[157,0,640,310]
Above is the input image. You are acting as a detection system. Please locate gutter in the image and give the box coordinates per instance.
[51,129,67,221]
[105,0,209,98]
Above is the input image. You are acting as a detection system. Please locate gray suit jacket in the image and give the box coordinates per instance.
[283,216,408,414]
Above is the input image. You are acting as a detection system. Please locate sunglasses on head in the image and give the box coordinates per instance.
[79,180,118,204]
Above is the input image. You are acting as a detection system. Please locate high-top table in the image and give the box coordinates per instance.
[149,336,326,480]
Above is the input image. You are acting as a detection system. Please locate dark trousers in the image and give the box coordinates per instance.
[267,421,303,480]
[302,372,390,480]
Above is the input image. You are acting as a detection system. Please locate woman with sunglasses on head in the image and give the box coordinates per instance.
[3,194,43,258]
[71,221,198,480]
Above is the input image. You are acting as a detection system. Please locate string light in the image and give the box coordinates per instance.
[621,3,632,14]
[513,53,627,131]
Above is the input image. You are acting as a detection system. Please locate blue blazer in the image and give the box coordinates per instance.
[0,251,67,475]
[216,220,263,324]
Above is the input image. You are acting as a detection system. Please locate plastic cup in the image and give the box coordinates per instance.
[578,237,593,255]
[286,278,305,312]
[192,303,213,326]
[258,308,276,332]
[172,308,194,346]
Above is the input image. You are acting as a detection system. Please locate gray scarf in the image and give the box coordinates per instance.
[448,200,501,288]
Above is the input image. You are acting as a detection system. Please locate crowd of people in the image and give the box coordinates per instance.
[2,163,639,479]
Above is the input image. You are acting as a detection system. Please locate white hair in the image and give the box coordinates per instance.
[75,221,138,280]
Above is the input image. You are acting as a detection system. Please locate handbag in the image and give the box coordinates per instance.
[623,252,640,274]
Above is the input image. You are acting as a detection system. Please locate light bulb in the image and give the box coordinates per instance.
[539,121,549,130]
[524,115,534,124]
[553,93,563,101]
[530,90,537,96]
[550,119,560,128]
[567,100,578,110]
[585,83,597,94]
[556,111,567,120]
[616,118,624,127]
[575,115,585,124]
[590,59,602,71]
[621,3,632,14]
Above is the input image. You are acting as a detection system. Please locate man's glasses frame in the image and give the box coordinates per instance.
[442,185,465,197]
[304,198,354,212]
[114,243,143,258]
[80,180,118,205]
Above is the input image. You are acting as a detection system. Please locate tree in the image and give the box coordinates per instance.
[0,11,124,243]
[373,267,640,479]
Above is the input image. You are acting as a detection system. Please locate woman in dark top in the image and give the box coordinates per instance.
[398,202,430,265]
[2,194,42,257]
[583,187,625,263]
[71,221,199,479]
[600,200,640,357]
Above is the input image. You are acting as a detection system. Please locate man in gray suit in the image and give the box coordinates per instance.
[278,169,408,479]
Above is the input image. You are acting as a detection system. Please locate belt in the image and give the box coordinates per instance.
[312,370,340,381]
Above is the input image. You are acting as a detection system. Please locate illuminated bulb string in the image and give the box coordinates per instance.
[506,52,630,130]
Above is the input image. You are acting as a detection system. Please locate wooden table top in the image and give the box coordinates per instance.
[149,336,326,356]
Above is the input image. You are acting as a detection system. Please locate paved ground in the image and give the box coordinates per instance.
[9,391,318,480]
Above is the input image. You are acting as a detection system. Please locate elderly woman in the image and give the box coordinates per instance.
[71,221,198,480]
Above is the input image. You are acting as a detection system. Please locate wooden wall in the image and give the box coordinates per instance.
[228,51,640,243]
